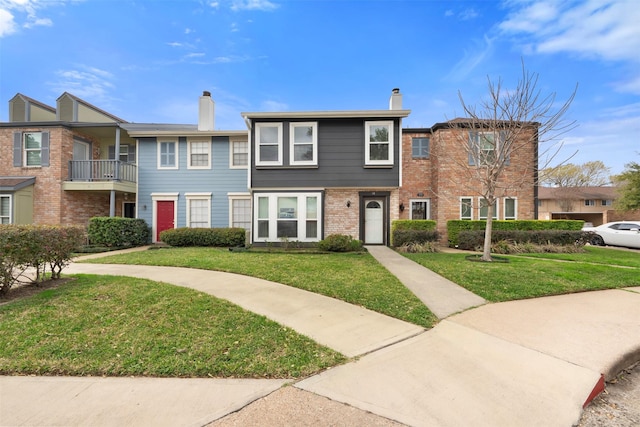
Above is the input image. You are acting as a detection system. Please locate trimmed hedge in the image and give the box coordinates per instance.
[456,229,592,251]
[87,217,150,248]
[391,220,438,247]
[160,227,246,247]
[0,225,86,294]
[447,220,584,247]
[317,234,364,252]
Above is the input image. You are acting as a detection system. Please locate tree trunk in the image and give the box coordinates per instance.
[482,202,494,261]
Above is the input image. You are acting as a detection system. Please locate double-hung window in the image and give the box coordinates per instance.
[412,137,429,158]
[460,197,473,220]
[186,193,211,228]
[188,140,211,169]
[365,121,394,166]
[24,132,43,166]
[256,123,283,166]
[504,198,517,220]
[229,195,251,230]
[231,141,248,168]
[585,200,595,207]
[479,198,499,220]
[469,131,505,166]
[0,195,11,224]
[601,199,613,207]
[158,140,178,169]
[290,122,318,166]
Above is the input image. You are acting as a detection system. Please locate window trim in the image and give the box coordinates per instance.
[460,197,473,220]
[365,120,394,166]
[0,194,12,224]
[479,198,499,220]
[289,122,318,166]
[411,137,430,159]
[187,139,211,170]
[228,193,251,230]
[157,139,179,170]
[23,132,43,167]
[255,123,283,166]
[601,199,612,207]
[409,198,431,220]
[185,192,212,228]
[584,199,596,207]
[229,140,249,169]
[252,192,322,243]
[504,197,517,220]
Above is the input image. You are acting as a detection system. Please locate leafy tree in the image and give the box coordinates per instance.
[613,160,640,211]
[445,62,577,261]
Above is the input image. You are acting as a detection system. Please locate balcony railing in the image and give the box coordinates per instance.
[68,160,136,183]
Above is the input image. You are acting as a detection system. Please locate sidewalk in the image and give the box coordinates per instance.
[2,246,640,426]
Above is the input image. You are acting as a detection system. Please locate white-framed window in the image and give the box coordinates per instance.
[365,121,394,166]
[585,199,596,207]
[460,197,473,220]
[479,198,499,220]
[412,137,429,158]
[230,141,248,168]
[187,139,211,169]
[229,193,251,230]
[504,197,517,220]
[158,140,178,169]
[410,199,431,220]
[0,195,11,224]
[253,192,321,242]
[469,131,505,166]
[185,193,212,228]
[256,123,283,166]
[601,199,612,206]
[289,122,318,166]
[24,132,43,166]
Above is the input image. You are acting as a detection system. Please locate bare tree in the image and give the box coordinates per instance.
[443,62,577,261]
[540,161,611,212]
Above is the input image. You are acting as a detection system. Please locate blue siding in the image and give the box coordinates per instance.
[137,136,248,229]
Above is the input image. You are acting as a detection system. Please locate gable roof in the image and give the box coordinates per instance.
[56,92,128,123]
[538,186,618,200]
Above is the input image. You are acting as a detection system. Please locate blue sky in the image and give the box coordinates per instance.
[1,0,638,175]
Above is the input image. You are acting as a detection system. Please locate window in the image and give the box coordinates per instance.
[256,123,283,166]
[108,144,136,163]
[24,132,42,166]
[186,193,211,228]
[412,138,429,158]
[479,198,499,220]
[504,198,517,220]
[460,197,473,220]
[188,140,211,169]
[253,193,322,242]
[365,121,393,165]
[290,122,318,166]
[601,199,613,206]
[469,131,506,166]
[585,200,596,207]
[230,196,251,230]
[0,195,11,224]
[410,199,431,220]
[231,141,248,168]
[158,140,178,169]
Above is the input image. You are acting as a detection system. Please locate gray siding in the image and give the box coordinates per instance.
[137,136,248,228]
[251,118,400,188]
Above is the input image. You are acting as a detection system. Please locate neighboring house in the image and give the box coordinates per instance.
[242,89,410,246]
[400,122,538,239]
[0,93,135,226]
[123,92,249,242]
[538,186,618,226]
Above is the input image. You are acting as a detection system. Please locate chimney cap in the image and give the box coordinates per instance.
[202,91,211,97]
[392,88,400,94]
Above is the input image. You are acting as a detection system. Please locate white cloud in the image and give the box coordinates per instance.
[0,0,63,36]
[459,8,479,21]
[446,34,495,81]
[261,100,288,111]
[0,8,16,36]
[230,0,278,12]
[50,65,116,104]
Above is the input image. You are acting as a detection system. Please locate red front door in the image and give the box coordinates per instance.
[156,200,175,241]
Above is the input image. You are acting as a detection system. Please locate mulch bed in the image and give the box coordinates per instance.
[0,278,74,305]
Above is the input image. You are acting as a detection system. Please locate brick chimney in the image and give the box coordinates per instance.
[198,91,215,131]
[389,88,402,110]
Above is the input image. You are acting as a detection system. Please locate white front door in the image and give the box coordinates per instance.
[365,200,384,244]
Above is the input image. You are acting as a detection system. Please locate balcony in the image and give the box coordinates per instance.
[63,160,136,193]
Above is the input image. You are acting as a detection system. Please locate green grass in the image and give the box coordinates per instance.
[82,248,437,328]
[403,247,640,302]
[0,275,345,378]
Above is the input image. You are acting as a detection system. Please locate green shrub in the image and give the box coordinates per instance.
[391,220,438,247]
[456,230,591,251]
[160,227,246,247]
[395,242,439,253]
[392,220,437,231]
[317,234,363,252]
[87,217,150,247]
[447,220,584,247]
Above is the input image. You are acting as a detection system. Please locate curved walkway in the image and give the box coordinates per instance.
[2,247,640,427]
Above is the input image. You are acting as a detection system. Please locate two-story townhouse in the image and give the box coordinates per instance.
[242,89,410,246]
[124,92,250,242]
[400,121,538,239]
[0,93,136,226]
[538,186,620,226]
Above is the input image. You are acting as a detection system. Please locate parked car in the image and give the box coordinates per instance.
[583,221,640,249]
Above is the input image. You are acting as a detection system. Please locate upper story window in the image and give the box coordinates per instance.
[365,121,394,166]
[188,140,211,169]
[290,122,318,166]
[601,199,612,206]
[469,131,507,166]
[231,141,248,168]
[256,123,283,166]
[13,131,49,168]
[0,195,11,224]
[108,144,136,163]
[412,137,429,158]
[24,132,43,166]
[585,199,596,207]
[158,140,178,169]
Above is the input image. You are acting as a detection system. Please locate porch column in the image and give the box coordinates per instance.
[110,190,116,217]
[114,127,121,180]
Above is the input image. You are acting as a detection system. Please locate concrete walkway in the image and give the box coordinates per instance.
[2,247,640,427]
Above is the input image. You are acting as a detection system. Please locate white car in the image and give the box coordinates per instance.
[583,221,640,249]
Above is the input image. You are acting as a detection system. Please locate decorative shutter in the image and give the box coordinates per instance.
[13,132,22,167]
[41,131,50,167]
[501,131,510,166]
[468,131,476,166]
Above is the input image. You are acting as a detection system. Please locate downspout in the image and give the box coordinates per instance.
[110,126,121,217]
